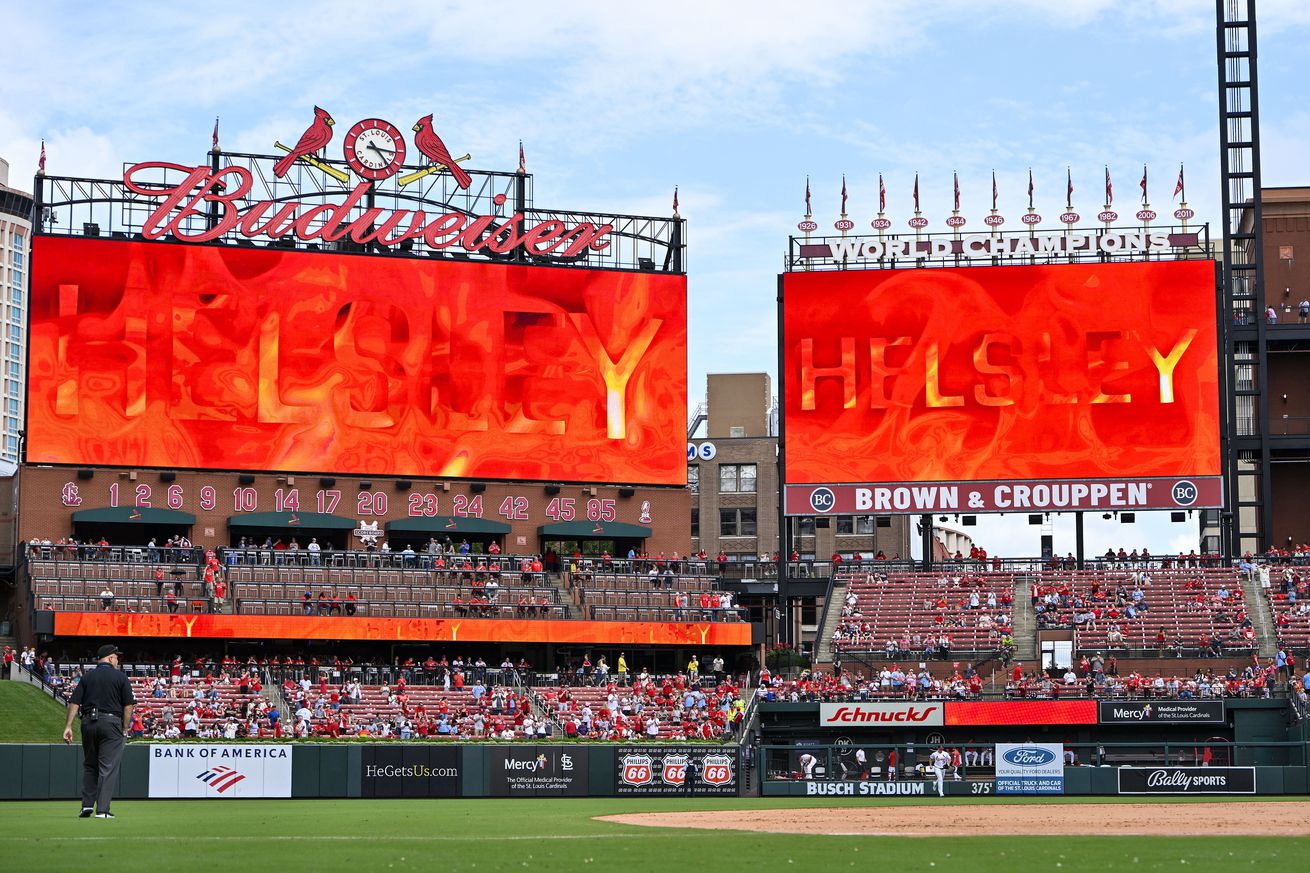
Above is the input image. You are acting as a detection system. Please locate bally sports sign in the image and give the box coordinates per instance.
[819,702,945,727]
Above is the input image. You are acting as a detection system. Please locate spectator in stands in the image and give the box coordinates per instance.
[100,586,115,611]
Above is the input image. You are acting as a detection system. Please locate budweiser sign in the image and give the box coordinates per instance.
[121,162,614,255]
[819,702,944,726]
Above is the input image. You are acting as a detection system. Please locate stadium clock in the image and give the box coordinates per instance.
[343,118,408,181]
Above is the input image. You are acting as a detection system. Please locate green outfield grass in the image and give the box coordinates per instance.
[1,796,1307,873]
[0,682,77,743]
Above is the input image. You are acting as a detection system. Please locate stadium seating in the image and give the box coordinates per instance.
[1264,563,1310,648]
[27,550,747,623]
[1032,568,1255,653]
[565,565,746,622]
[831,570,1023,656]
[278,677,743,740]
[831,564,1259,658]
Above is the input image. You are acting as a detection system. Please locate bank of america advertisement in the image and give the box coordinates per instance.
[148,744,292,798]
[994,743,1064,795]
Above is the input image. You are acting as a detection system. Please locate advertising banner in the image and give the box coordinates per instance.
[994,743,1064,795]
[51,612,752,647]
[360,745,462,798]
[488,746,589,797]
[1098,700,1225,724]
[781,261,1221,506]
[818,702,945,727]
[1117,766,1255,795]
[785,477,1222,515]
[29,237,687,485]
[946,700,1097,726]
[148,744,292,798]
[615,746,738,795]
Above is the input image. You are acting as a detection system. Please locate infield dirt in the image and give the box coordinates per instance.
[599,801,1310,836]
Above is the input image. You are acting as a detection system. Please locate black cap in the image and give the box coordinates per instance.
[96,644,123,659]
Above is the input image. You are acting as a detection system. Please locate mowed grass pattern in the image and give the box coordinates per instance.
[2,797,1307,873]
[0,682,78,743]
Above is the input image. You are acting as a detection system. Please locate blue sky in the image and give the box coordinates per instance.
[2,1,1308,558]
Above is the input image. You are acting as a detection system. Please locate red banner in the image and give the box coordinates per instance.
[785,476,1222,515]
[28,238,687,484]
[782,261,1220,489]
[946,700,1098,726]
[51,612,751,646]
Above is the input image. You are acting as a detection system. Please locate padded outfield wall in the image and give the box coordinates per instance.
[0,743,742,800]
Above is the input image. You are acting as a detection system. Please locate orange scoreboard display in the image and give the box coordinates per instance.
[27,237,687,485]
[782,260,1222,514]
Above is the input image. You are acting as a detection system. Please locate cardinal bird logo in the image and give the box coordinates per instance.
[273,106,335,178]
[412,115,473,189]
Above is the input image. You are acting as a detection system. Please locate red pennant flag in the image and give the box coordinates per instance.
[991,171,997,211]
[879,174,885,212]
[953,172,960,211]
[212,117,220,150]
[1174,164,1185,200]
[1140,164,1148,204]
[1066,167,1073,206]
[38,140,46,174]
[804,177,812,215]
[518,140,526,172]
[913,173,920,212]
[672,186,679,214]
[840,175,848,214]
[1026,169,1033,209]
[1105,166,1113,206]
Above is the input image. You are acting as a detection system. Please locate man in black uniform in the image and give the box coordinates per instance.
[63,644,134,818]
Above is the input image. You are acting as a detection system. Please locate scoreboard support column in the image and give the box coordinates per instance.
[920,514,933,571]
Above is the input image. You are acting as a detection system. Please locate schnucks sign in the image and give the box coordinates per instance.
[819,702,944,727]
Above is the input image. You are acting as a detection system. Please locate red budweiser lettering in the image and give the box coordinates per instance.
[122,162,613,254]
[819,702,944,726]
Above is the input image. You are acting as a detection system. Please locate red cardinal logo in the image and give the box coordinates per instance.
[273,106,335,178]
[412,115,472,189]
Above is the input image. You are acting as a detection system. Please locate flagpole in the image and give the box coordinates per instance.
[985,171,1003,262]
[798,177,816,272]
[1060,167,1079,262]
[1173,164,1192,234]
[1136,165,1156,261]
[1021,170,1041,261]
[835,175,854,270]
[909,173,927,260]
[946,172,965,261]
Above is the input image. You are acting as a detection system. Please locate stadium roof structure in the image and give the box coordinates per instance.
[538,520,652,539]
[71,506,197,525]
[385,516,511,535]
[226,511,355,530]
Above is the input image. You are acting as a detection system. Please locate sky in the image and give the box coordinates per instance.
[2,1,1308,559]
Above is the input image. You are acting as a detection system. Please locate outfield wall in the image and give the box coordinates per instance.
[0,743,742,800]
[760,766,1308,796]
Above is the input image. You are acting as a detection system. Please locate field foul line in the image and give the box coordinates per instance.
[0,833,679,843]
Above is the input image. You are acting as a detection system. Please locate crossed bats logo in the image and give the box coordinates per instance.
[273,106,472,187]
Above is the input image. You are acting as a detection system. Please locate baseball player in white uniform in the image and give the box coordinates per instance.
[799,752,818,779]
[930,747,951,797]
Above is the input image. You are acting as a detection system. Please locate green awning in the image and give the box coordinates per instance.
[386,516,511,535]
[537,520,651,539]
[71,506,196,525]
[226,512,356,530]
